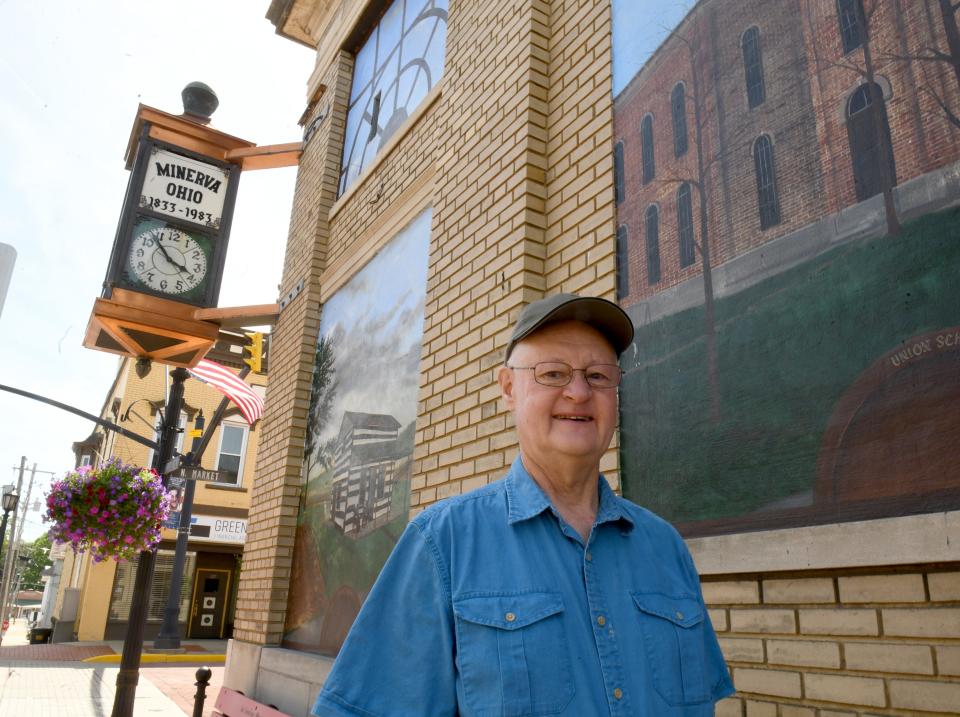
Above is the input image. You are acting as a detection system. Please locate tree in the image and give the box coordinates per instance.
[656,18,724,424]
[882,0,960,129]
[304,335,339,480]
[17,534,51,591]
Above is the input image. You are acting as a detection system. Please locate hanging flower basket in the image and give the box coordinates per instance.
[44,460,175,562]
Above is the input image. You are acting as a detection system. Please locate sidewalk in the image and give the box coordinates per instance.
[0,618,225,716]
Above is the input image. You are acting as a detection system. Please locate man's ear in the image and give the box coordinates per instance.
[498,366,515,409]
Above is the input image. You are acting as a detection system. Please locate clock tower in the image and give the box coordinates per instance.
[84,83,300,368]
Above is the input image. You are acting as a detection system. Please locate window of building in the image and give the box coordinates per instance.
[677,183,696,267]
[753,135,782,229]
[837,0,866,54]
[671,83,688,157]
[338,0,449,196]
[641,114,656,184]
[645,205,661,284]
[216,423,248,487]
[742,27,766,109]
[614,141,625,204]
[616,224,630,300]
[109,550,196,622]
[847,82,897,202]
[79,454,92,467]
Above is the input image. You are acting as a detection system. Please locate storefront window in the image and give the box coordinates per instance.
[109,550,196,621]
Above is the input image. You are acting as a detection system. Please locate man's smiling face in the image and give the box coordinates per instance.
[499,320,619,470]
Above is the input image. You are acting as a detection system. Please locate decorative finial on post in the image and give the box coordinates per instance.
[181,82,219,125]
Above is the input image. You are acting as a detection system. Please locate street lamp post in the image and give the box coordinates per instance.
[111,367,189,717]
[0,488,19,636]
[0,489,19,574]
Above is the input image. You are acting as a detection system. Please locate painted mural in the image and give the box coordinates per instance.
[611,0,960,536]
[283,209,430,655]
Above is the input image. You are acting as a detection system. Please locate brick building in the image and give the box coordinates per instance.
[220,1,960,715]
[56,333,266,642]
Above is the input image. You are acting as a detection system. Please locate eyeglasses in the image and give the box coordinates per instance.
[508,361,622,389]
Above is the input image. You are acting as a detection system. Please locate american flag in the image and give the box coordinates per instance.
[187,359,264,424]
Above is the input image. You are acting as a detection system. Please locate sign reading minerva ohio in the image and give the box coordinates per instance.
[139,147,228,229]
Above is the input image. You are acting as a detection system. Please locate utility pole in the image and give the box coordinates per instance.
[111,366,189,717]
[2,462,36,631]
[0,458,27,644]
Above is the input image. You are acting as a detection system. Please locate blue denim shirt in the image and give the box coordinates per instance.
[312,457,733,716]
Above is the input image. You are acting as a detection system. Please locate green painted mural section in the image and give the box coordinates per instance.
[620,207,960,532]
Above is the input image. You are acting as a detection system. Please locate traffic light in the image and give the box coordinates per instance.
[243,332,264,373]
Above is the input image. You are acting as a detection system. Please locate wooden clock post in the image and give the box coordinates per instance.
[81,84,299,717]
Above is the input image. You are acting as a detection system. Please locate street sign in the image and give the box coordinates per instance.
[172,465,234,484]
[163,456,181,475]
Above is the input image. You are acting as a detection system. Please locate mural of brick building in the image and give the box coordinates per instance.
[614,0,960,304]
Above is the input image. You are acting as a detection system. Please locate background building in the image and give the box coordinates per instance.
[221,1,960,715]
[52,333,265,642]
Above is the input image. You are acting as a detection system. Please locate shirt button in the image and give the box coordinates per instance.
[585,552,593,561]
[613,688,623,700]
[676,611,684,620]
[505,612,516,622]
[597,615,606,627]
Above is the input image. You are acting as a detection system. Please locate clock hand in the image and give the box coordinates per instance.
[155,238,190,274]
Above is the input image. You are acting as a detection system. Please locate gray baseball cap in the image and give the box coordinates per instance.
[505,293,635,362]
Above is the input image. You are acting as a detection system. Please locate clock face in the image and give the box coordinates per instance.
[124,219,212,300]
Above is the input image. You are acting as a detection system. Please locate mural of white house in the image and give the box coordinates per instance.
[331,411,407,536]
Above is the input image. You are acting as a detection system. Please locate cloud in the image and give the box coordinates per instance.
[312,210,431,444]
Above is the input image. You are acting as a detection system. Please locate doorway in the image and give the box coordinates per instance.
[188,568,231,639]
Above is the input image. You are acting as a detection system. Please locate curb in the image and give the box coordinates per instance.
[83,652,226,664]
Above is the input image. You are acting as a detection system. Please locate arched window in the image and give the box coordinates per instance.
[742,27,766,109]
[837,0,866,54]
[641,115,656,184]
[616,225,630,300]
[645,205,661,284]
[847,83,896,202]
[338,0,449,196]
[753,135,781,229]
[677,183,696,267]
[671,84,688,157]
[614,141,625,204]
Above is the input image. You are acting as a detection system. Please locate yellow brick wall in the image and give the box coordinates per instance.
[233,48,351,645]
[708,567,960,715]
[240,0,622,642]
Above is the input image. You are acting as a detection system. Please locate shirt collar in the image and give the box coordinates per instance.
[505,456,634,529]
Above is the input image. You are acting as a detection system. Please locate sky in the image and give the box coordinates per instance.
[611,0,693,96]
[313,209,431,450]
[0,1,315,541]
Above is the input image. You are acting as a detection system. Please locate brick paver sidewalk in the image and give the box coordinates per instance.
[0,619,225,715]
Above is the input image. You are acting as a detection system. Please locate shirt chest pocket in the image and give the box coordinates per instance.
[453,591,574,717]
[632,592,713,706]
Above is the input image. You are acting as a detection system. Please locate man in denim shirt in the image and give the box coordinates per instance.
[313,293,734,716]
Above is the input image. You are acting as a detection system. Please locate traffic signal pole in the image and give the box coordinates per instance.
[153,365,251,650]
